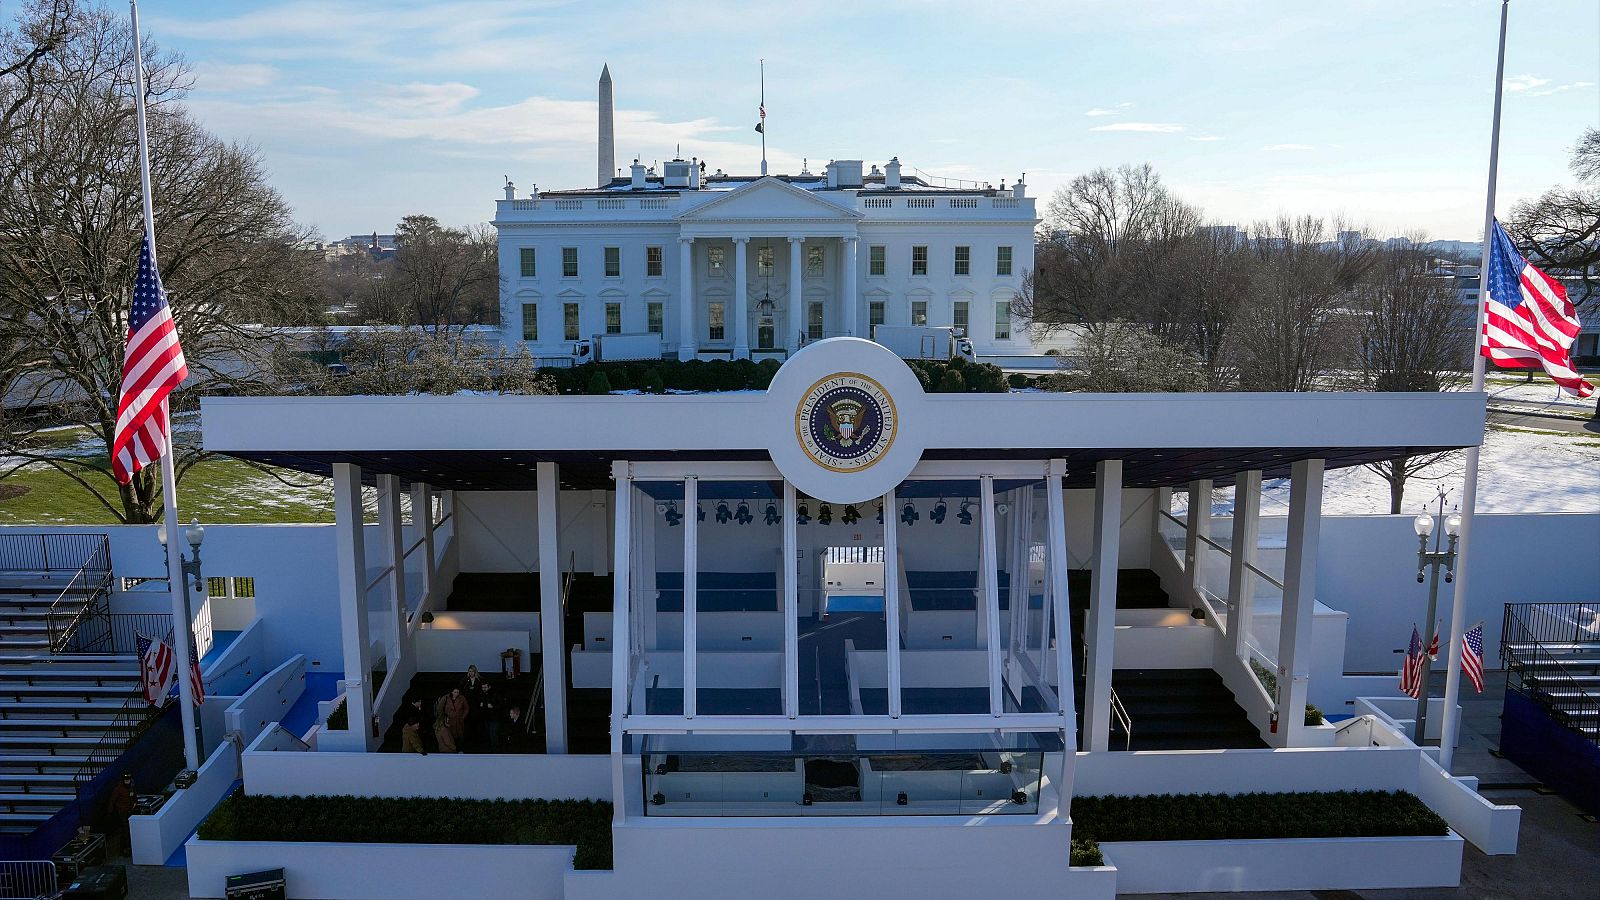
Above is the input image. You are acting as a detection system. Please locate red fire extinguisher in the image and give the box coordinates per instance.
[1269,711,1279,734]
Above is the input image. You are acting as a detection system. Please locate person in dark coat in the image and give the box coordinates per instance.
[442,687,470,747]
[104,774,136,856]
[475,681,498,752]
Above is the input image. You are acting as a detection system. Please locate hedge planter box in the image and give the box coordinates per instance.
[1101,832,1463,894]
[185,838,577,899]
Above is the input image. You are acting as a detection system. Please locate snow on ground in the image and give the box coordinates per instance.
[1481,378,1594,416]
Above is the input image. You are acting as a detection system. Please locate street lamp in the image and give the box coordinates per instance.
[1412,488,1461,745]
[157,518,206,756]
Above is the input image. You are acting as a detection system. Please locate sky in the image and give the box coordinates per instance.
[130,0,1600,242]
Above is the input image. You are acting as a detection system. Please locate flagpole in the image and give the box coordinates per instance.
[130,0,200,772]
[1438,0,1509,773]
[759,59,767,176]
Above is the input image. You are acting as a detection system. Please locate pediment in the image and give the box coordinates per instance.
[677,178,863,222]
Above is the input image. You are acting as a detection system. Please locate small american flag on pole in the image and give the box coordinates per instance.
[1462,622,1487,694]
[111,234,189,484]
[137,632,174,706]
[1400,625,1425,699]
[1483,220,1593,398]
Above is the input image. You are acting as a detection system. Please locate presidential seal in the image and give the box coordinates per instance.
[795,372,897,473]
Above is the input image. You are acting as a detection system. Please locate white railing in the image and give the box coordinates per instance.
[863,197,892,208]
[506,199,538,211]
[597,198,626,210]
[948,197,978,209]
[552,199,583,210]
[906,198,936,209]
[640,197,670,209]
[992,197,1019,208]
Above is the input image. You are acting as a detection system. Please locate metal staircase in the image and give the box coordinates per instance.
[1502,602,1600,742]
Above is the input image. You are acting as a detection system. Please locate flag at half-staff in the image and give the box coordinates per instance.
[111,234,189,484]
[136,632,174,706]
[1482,220,1593,398]
[1400,625,1425,699]
[1461,622,1486,694]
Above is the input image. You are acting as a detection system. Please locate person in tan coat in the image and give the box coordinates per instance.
[442,687,470,747]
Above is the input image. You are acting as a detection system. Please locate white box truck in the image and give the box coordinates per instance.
[573,333,663,363]
[873,325,977,363]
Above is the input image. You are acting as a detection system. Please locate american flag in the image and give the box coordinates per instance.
[1400,625,1425,699]
[1462,622,1486,694]
[111,234,189,484]
[137,632,174,706]
[186,636,206,706]
[1483,220,1594,399]
[1426,626,1440,661]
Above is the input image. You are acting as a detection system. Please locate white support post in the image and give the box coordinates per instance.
[883,486,903,718]
[682,476,699,719]
[1276,458,1324,748]
[1227,471,1263,658]
[787,236,805,351]
[782,481,800,718]
[536,462,568,753]
[376,474,407,675]
[591,490,608,576]
[677,238,695,361]
[1083,460,1123,752]
[732,238,750,359]
[332,463,374,750]
[640,492,658,652]
[1046,460,1077,815]
[1007,492,1029,664]
[842,238,859,336]
[609,463,632,823]
[1185,478,1213,597]
[410,483,435,603]
[980,476,1004,716]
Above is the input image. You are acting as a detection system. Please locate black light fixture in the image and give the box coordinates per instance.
[818,503,833,525]
[715,500,732,524]
[896,792,908,806]
[875,502,884,524]
[697,503,706,522]
[763,502,781,526]
[735,500,753,525]
[900,500,919,526]
[796,501,810,525]
[841,504,861,525]
[755,237,777,327]
[930,497,948,524]
[663,501,683,527]
[1010,790,1028,805]
[652,792,666,806]
[957,499,974,525]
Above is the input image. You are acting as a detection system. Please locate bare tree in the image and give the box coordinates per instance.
[1507,126,1600,314]
[273,329,554,397]
[0,4,320,523]
[389,215,499,331]
[0,0,78,192]
[1354,243,1473,512]
[1039,322,1206,393]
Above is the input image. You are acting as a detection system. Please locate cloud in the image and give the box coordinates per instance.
[1089,122,1184,133]
[1263,143,1314,152]
[1084,102,1133,117]
[377,82,482,116]
[1529,80,1596,97]
[1503,74,1551,92]
[191,61,279,92]
[1188,135,1224,142]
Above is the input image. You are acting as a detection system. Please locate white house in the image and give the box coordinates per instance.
[494,68,1037,362]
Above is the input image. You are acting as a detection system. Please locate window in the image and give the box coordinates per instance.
[911,301,928,326]
[708,246,725,276]
[911,245,928,276]
[869,245,886,276]
[564,302,580,340]
[996,245,1013,276]
[758,245,775,277]
[807,246,824,276]
[994,299,1011,341]
[954,245,970,276]
[204,576,255,599]
[562,247,579,278]
[646,246,664,277]
[647,302,664,335]
[521,303,538,341]
[604,246,620,278]
[708,302,726,341]
[869,301,885,338]
[605,302,622,334]
[953,301,969,336]
[807,302,824,341]
[519,247,536,278]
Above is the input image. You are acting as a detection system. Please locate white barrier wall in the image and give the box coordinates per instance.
[240,750,612,801]
[224,655,307,747]
[414,628,534,673]
[186,840,575,900]
[130,740,242,866]
[202,618,268,696]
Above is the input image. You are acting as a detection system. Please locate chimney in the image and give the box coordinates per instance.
[833,160,863,188]
[503,178,516,200]
[597,64,615,188]
[1013,174,1026,199]
[825,160,838,189]
[885,156,901,189]
[630,159,646,190]
[690,157,701,189]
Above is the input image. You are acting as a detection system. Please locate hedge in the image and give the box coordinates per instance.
[197,790,614,870]
[1071,790,1447,845]
[544,356,1007,395]
[325,697,347,730]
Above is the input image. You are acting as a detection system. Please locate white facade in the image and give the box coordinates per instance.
[494,166,1037,361]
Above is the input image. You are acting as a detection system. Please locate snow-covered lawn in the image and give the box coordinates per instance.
[1482,376,1595,417]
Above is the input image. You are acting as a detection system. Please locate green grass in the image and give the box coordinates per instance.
[0,458,333,525]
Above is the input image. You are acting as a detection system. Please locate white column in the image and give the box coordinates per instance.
[980,476,1004,716]
[1045,459,1077,815]
[883,486,903,718]
[787,236,805,351]
[591,490,608,577]
[1185,479,1213,598]
[682,476,699,718]
[1083,460,1123,752]
[410,483,435,604]
[1227,471,1263,659]
[332,463,374,750]
[677,238,695,361]
[376,475,407,676]
[1275,458,1324,748]
[782,481,800,718]
[732,238,750,358]
[842,237,859,337]
[609,462,632,823]
[536,462,568,753]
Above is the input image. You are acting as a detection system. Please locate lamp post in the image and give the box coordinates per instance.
[157,518,206,764]
[1411,488,1461,745]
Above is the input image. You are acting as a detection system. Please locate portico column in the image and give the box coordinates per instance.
[1046,460,1077,813]
[409,483,435,604]
[1275,458,1324,748]
[608,462,632,823]
[376,474,407,677]
[677,238,695,361]
[1185,479,1213,598]
[1227,471,1263,660]
[1083,460,1123,752]
[842,237,859,337]
[332,463,374,750]
[536,462,568,753]
[787,236,805,351]
[732,237,750,358]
